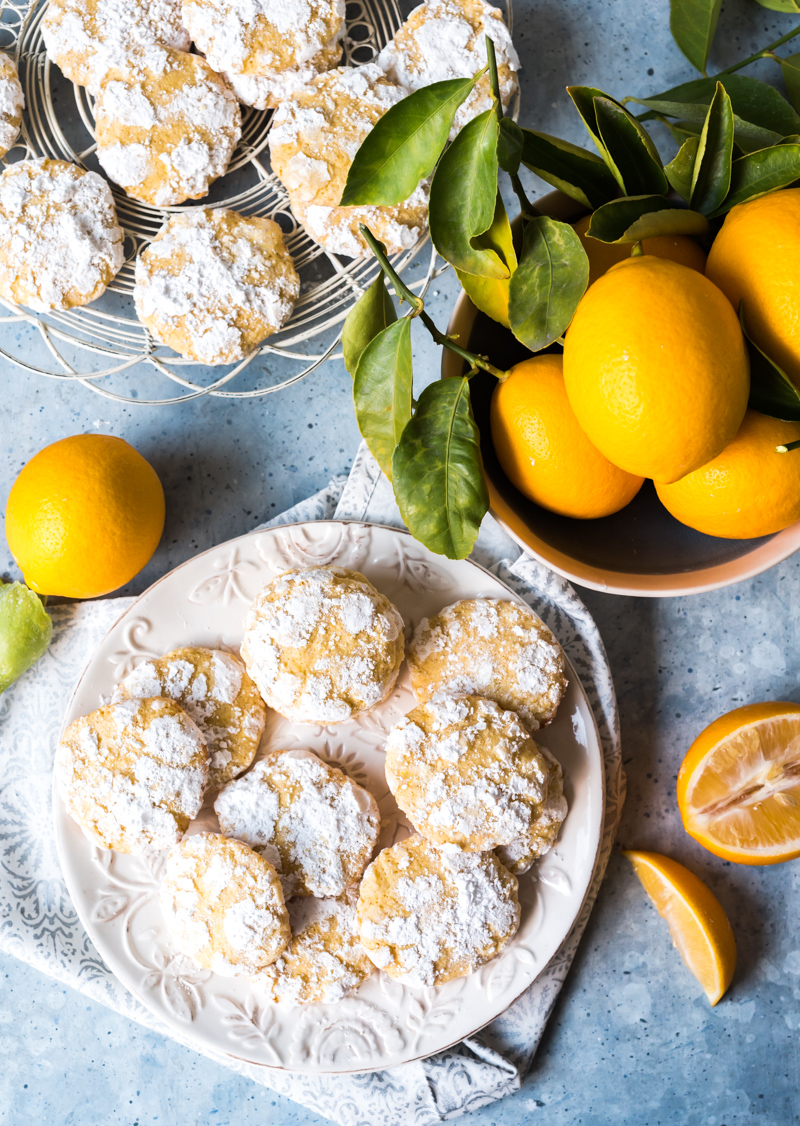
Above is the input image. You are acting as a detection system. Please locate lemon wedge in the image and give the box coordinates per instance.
[677,701,800,865]
[623,850,736,1005]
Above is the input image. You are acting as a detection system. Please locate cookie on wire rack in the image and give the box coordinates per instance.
[181,0,345,111]
[269,64,430,259]
[94,50,241,208]
[0,159,124,312]
[133,208,300,365]
[0,51,23,158]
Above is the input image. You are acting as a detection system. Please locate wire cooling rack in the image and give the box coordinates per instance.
[0,0,515,403]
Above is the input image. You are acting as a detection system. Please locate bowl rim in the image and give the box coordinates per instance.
[441,191,800,598]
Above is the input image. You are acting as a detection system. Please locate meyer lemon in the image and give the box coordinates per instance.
[624,850,736,1005]
[562,255,750,483]
[706,188,800,387]
[655,410,800,539]
[573,214,707,286]
[490,354,644,518]
[5,433,165,599]
[677,701,800,866]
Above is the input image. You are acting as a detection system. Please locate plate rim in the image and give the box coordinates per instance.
[53,518,607,1073]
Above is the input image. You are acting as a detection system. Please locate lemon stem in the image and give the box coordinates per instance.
[776,439,800,453]
[631,241,644,257]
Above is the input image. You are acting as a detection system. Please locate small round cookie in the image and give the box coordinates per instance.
[496,747,568,873]
[241,566,405,725]
[385,694,551,851]
[42,0,190,94]
[251,888,373,1003]
[54,697,209,854]
[112,647,266,793]
[408,598,567,731]
[134,208,299,364]
[161,833,290,975]
[95,50,241,207]
[214,748,380,897]
[269,65,429,258]
[357,834,519,986]
[0,159,124,312]
[377,0,519,138]
[0,52,24,158]
[182,0,345,110]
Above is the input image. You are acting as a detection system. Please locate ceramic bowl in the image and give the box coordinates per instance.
[441,190,800,597]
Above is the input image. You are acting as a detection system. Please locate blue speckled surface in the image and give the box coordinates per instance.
[3,1,800,1122]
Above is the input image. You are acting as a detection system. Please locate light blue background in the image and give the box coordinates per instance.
[3,1,800,1123]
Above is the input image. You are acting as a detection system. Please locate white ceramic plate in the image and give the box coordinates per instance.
[54,521,604,1074]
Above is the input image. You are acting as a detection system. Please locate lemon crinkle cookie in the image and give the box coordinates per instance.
[55,697,209,854]
[377,0,519,137]
[161,833,290,974]
[42,0,190,94]
[134,208,299,365]
[241,566,404,724]
[496,746,567,873]
[269,65,430,258]
[408,597,567,731]
[252,888,373,1003]
[113,647,266,793]
[181,0,345,110]
[357,834,519,986]
[0,52,24,158]
[215,749,380,897]
[0,159,124,312]
[385,693,552,850]
[94,50,241,208]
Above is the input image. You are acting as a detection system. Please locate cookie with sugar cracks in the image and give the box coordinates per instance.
[496,746,568,872]
[0,52,24,158]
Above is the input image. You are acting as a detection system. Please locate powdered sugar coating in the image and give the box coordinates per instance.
[0,52,24,158]
[251,887,373,1003]
[377,0,519,138]
[0,159,123,312]
[112,647,266,793]
[160,833,289,975]
[241,566,405,724]
[357,834,519,986]
[134,208,299,364]
[42,0,190,94]
[214,749,380,898]
[408,598,567,731]
[385,694,550,851]
[54,697,209,855]
[182,0,345,110]
[95,50,241,208]
[496,747,568,873]
[269,65,430,258]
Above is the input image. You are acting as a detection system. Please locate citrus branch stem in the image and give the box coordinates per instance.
[777,438,800,453]
[418,310,508,379]
[714,23,800,77]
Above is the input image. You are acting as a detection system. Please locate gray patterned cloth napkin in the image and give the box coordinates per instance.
[0,442,624,1126]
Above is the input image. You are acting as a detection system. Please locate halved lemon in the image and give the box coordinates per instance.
[623,850,736,1005]
[677,701,800,865]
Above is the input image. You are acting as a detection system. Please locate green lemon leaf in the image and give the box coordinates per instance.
[567,85,610,154]
[520,128,619,209]
[430,108,508,278]
[779,52,800,114]
[353,317,413,480]
[507,216,589,351]
[665,136,700,199]
[342,274,397,375]
[340,78,475,206]
[497,117,524,175]
[392,377,488,560]
[0,582,52,694]
[593,96,669,195]
[455,193,517,327]
[669,0,722,74]
[587,195,710,242]
[630,98,782,153]
[741,304,800,421]
[632,74,800,138]
[711,143,800,214]
[690,82,734,214]
[754,0,800,11]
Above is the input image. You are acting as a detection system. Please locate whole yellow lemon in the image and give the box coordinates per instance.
[562,255,750,483]
[491,354,644,518]
[6,433,165,598]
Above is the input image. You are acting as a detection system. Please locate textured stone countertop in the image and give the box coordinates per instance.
[2,0,800,1122]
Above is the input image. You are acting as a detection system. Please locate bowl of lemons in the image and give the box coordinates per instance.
[443,190,800,597]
